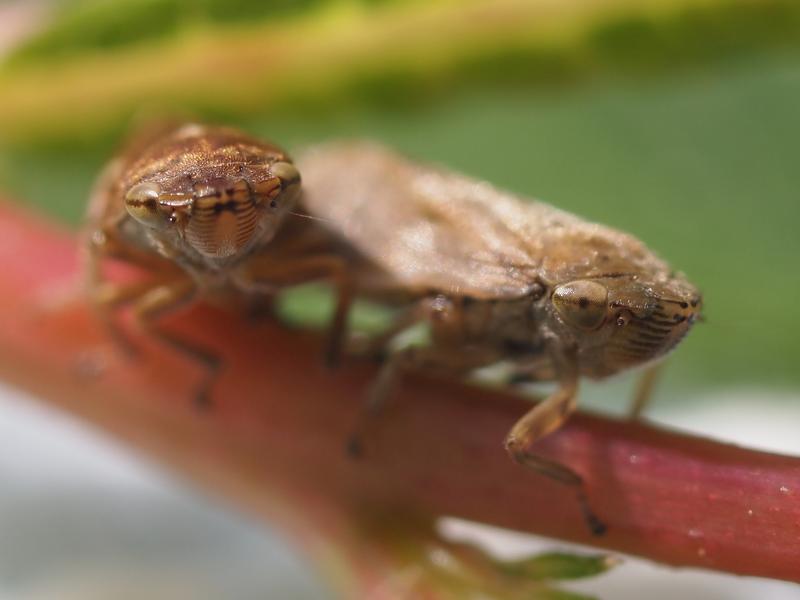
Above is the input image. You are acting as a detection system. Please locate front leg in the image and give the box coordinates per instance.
[130,278,222,409]
[88,263,218,408]
[504,346,605,535]
[84,214,181,354]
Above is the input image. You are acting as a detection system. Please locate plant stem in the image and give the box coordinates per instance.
[0,202,799,587]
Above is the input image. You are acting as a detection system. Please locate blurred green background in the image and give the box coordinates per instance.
[1,0,799,398]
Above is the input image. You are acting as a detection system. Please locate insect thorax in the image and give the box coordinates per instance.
[425,293,546,356]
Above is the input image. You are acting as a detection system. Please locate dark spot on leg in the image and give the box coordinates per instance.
[577,490,607,536]
[194,389,213,411]
[346,435,364,459]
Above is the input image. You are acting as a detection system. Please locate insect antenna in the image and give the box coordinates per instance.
[288,210,334,223]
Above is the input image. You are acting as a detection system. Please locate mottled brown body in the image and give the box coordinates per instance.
[298,141,703,533]
[85,124,351,405]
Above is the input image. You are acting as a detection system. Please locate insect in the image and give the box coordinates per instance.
[84,124,351,406]
[298,141,703,534]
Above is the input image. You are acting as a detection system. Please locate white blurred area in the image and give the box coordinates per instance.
[0,382,332,600]
[1,381,800,599]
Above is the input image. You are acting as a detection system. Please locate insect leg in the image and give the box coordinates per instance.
[504,359,606,535]
[344,300,434,456]
[348,303,428,360]
[628,363,663,420]
[240,254,353,367]
[349,340,500,458]
[84,221,179,355]
[130,278,220,409]
[85,209,178,278]
[503,355,554,388]
[323,259,353,368]
[346,346,419,458]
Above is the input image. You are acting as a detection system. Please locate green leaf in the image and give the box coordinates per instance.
[498,552,619,581]
[3,0,800,145]
[5,0,330,66]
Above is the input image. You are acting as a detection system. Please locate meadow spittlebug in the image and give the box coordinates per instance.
[299,141,702,533]
[85,124,351,406]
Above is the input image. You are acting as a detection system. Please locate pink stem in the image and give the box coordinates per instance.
[0,202,798,585]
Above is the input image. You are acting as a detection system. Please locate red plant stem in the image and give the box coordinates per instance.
[0,201,799,584]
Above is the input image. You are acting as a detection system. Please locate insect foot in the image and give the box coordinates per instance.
[504,435,606,537]
[193,382,215,411]
[345,434,365,459]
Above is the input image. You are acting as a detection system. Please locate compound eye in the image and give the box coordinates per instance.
[271,161,301,204]
[271,161,301,190]
[125,182,167,229]
[552,280,609,330]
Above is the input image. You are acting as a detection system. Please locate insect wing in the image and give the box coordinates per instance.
[299,142,579,299]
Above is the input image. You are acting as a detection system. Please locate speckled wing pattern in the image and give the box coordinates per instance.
[299,141,584,299]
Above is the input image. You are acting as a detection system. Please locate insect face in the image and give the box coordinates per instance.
[604,276,702,370]
[548,274,702,377]
[182,168,298,260]
[121,125,301,268]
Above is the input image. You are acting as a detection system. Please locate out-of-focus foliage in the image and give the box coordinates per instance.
[5,0,329,65]
[361,515,616,599]
[2,0,800,144]
[14,0,794,72]
[498,552,616,581]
